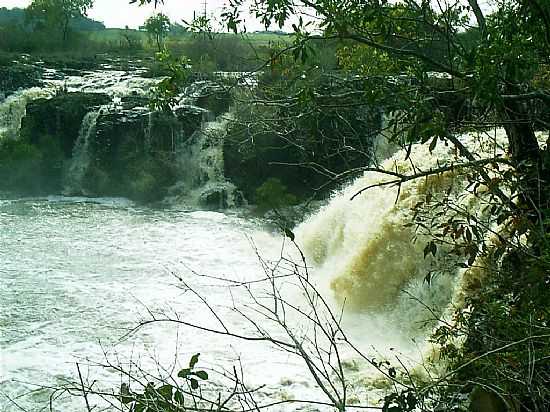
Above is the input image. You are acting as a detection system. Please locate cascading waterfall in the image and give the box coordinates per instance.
[64,110,101,195]
[171,115,239,207]
[144,111,154,151]
[0,87,55,141]
[296,130,509,330]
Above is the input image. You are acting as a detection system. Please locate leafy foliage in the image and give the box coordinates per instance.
[26,0,94,41]
[119,353,210,412]
[255,177,298,212]
[128,0,550,410]
[143,12,171,52]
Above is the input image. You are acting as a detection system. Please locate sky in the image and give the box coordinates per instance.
[1,0,491,31]
[0,0,260,30]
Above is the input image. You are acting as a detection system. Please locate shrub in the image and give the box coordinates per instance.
[255,177,298,212]
[0,139,42,192]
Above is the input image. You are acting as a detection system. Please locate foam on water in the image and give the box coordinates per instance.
[0,199,331,412]
[295,129,510,360]
[0,87,56,141]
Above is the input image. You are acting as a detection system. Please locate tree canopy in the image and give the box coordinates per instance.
[26,0,94,41]
[143,12,171,52]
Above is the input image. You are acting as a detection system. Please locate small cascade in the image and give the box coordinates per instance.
[0,87,55,141]
[296,130,509,330]
[64,110,101,195]
[170,115,239,208]
[46,70,159,98]
[371,111,402,165]
[144,111,154,151]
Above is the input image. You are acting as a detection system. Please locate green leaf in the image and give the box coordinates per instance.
[467,250,477,266]
[174,390,184,405]
[466,228,472,242]
[423,241,437,258]
[189,353,200,368]
[119,383,133,405]
[195,370,208,380]
[190,378,199,390]
[429,136,438,152]
[178,368,191,378]
[424,242,431,258]
[158,384,173,399]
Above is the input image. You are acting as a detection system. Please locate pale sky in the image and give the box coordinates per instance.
[0,0,266,30]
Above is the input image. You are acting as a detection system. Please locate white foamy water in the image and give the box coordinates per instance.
[0,88,56,141]
[0,198,335,412]
[3,63,531,412]
[46,70,159,98]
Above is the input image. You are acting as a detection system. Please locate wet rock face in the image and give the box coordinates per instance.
[20,92,111,157]
[82,106,204,202]
[223,105,383,203]
[199,186,230,209]
[0,92,110,195]
[11,90,206,202]
[0,64,43,99]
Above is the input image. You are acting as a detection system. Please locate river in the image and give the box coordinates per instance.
[1,196,334,412]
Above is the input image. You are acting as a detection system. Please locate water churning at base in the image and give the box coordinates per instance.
[296,130,509,319]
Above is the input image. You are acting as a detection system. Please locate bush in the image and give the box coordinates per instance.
[255,177,298,212]
[0,139,43,192]
[431,244,550,411]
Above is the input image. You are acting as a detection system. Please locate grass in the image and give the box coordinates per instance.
[0,27,292,75]
[85,28,290,47]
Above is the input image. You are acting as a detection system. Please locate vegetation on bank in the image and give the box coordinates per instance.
[136,0,550,410]
[0,6,289,73]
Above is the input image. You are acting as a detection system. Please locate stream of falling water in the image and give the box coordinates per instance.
[294,129,513,353]
[0,88,56,141]
[1,130,513,412]
[64,110,102,195]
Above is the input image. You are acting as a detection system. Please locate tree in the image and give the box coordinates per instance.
[143,12,171,52]
[140,0,549,234]
[128,0,550,410]
[220,0,549,237]
[26,0,94,42]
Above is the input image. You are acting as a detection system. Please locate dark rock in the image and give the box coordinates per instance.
[0,64,43,98]
[83,106,204,202]
[199,186,230,209]
[2,92,110,195]
[20,92,111,157]
[120,95,150,110]
[223,103,382,203]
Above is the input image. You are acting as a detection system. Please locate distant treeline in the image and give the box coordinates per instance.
[0,5,294,72]
[0,7,105,31]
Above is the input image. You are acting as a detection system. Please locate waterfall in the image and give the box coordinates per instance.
[64,110,101,195]
[0,87,55,141]
[295,130,509,329]
[371,111,402,165]
[144,111,154,151]
[170,115,238,208]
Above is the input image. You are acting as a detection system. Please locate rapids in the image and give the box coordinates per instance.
[0,197,323,412]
